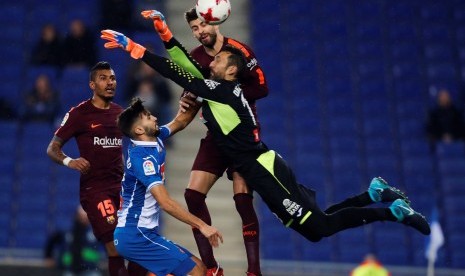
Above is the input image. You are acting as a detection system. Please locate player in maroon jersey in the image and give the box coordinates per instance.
[46,62,146,276]
[141,8,268,276]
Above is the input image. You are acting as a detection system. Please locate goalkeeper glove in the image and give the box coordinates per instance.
[100,29,146,59]
[141,10,173,42]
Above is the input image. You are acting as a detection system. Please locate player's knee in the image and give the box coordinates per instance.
[104,242,120,256]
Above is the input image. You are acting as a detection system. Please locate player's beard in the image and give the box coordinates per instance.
[200,32,217,49]
[145,125,160,137]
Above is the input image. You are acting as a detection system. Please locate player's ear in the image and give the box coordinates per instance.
[226,65,237,77]
[89,81,95,90]
[134,125,144,136]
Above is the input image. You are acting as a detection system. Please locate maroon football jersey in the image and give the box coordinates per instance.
[189,37,269,121]
[55,99,124,194]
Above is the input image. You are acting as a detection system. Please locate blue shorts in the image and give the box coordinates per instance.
[114,227,195,275]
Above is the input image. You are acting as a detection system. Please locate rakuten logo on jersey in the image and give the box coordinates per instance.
[93,136,123,148]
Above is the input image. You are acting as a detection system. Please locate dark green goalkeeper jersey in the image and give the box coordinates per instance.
[141,49,269,167]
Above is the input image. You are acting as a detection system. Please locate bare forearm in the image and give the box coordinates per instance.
[46,139,68,165]
[161,198,206,229]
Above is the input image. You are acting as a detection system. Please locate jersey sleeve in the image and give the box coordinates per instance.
[131,151,163,190]
[54,107,80,142]
[227,38,269,101]
[141,51,227,102]
[158,125,171,141]
[163,37,204,79]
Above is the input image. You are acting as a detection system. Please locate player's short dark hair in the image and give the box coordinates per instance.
[117,98,146,138]
[90,61,112,81]
[184,7,198,23]
[222,45,246,81]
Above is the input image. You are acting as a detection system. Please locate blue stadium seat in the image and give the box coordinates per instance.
[360,98,389,118]
[422,24,450,42]
[336,228,370,263]
[402,156,434,175]
[448,234,465,268]
[327,99,355,117]
[363,118,393,138]
[329,136,359,155]
[324,78,352,97]
[365,137,395,155]
[392,62,421,80]
[441,176,465,195]
[13,213,49,249]
[0,211,11,247]
[421,3,449,22]
[435,142,465,158]
[359,80,387,100]
[387,3,414,21]
[391,42,419,60]
[0,4,25,25]
[356,41,383,58]
[26,5,62,29]
[358,60,384,78]
[0,121,19,155]
[354,23,381,40]
[427,62,456,79]
[398,119,424,138]
[3,25,25,43]
[400,139,430,157]
[302,238,333,262]
[445,215,465,233]
[396,101,427,118]
[372,225,409,265]
[442,194,463,213]
[26,65,60,87]
[322,59,351,77]
[437,158,465,175]
[403,174,436,197]
[366,154,398,177]
[328,117,358,135]
[424,44,453,61]
[17,192,50,213]
[456,26,465,44]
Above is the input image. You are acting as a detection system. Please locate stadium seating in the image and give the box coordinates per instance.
[251,1,465,268]
[2,0,465,270]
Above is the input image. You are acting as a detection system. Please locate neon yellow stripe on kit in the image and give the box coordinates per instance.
[299,211,312,225]
[256,150,290,194]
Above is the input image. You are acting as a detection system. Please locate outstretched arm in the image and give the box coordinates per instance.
[100,30,220,101]
[141,10,204,79]
[150,184,223,247]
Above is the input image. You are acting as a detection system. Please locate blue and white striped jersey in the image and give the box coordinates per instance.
[117,126,171,229]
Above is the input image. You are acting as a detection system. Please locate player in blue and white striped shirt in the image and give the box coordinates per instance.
[115,97,223,276]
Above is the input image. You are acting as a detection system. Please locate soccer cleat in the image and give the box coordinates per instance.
[206,264,224,276]
[389,199,431,235]
[368,177,409,204]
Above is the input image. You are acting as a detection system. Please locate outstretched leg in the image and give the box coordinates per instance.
[324,177,409,214]
[296,199,430,242]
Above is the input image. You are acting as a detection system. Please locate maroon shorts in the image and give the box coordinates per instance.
[80,186,121,243]
[192,132,235,179]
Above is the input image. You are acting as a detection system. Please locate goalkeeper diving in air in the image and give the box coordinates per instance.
[101,10,431,248]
